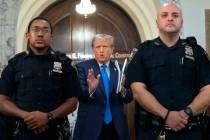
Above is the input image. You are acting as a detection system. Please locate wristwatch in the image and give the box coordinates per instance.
[184,107,193,117]
[47,112,54,123]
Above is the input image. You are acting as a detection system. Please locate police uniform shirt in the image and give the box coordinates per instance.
[0,48,80,112]
[126,37,210,110]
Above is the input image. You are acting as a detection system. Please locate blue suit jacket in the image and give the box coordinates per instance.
[73,59,132,140]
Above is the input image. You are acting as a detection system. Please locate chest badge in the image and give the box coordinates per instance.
[185,45,194,60]
[53,62,63,73]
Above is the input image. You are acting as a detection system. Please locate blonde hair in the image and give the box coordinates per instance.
[92,34,114,48]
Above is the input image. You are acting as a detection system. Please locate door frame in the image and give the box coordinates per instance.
[16,0,159,53]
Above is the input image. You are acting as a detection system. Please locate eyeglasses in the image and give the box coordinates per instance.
[30,27,51,33]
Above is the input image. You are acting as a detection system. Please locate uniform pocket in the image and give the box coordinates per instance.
[182,58,196,83]
[145,59,166,84]
[15,71,33,96]
[145,59,165,69]
[15,71,33,81]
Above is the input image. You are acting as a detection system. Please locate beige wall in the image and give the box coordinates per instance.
[180,0,210,49]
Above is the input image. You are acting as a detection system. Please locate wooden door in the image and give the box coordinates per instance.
[41,0,141,139]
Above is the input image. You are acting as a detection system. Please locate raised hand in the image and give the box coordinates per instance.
[87,68,100,93]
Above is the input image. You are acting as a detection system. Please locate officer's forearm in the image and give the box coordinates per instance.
[50,97,77,119]
[188,84,210,116]
[131,82,168,119]
[0,95,28,119]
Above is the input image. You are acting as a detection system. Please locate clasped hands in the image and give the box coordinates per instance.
[165,110,190,132]
[22,111,49,134]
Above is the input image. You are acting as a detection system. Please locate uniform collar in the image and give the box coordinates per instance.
[98,61,110,69]
[153,37,182,49]
[25,47,55,56]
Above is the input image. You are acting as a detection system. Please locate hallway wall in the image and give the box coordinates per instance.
[0,0,22,72]
[181,0,210,48]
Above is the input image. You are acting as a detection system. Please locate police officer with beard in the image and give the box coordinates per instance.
[126,1,210,140]
[0,114,6,139]
[0,17,81,140]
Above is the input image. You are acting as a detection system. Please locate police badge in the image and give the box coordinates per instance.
[53,62,63,73]
[184,45,195,60]
[129,48,138,61]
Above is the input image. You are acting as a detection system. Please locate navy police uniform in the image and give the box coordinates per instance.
[0,114,6,140]
[0,48,80,140]
[126,37,210,140]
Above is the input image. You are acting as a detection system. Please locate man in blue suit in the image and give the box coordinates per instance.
[73,34,132,140]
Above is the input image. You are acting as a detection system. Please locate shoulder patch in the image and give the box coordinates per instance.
[129,47,138,61]
[185,36,197,45]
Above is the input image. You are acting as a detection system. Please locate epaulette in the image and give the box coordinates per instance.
[129,40,153,61]
[8,52,27,64]
[54,51,72,63]
[137,40,159,50]
[140,40,153,47]
[184,36,197,46]
[14,52,27,58]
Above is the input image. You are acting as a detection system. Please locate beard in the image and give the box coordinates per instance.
[159,27,181,36]
[28,43,50,55]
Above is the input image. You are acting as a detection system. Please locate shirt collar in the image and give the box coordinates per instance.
[98,61,110,69]
[154,37,182,49]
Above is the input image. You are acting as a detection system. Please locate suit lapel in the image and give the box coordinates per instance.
[92,59,106,99]
[93,60,118,98]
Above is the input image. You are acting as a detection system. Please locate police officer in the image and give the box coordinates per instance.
[206,108,210,139]
[126,1,210,140]
[0,114,6,140]
[0,17,80,140]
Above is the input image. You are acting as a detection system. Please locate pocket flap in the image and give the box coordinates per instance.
[15,71,33,80]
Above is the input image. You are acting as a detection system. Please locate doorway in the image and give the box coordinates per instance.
[41,0,141,139]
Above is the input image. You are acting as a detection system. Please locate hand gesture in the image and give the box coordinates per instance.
[87,68,100,93]
[165,110,188,132]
